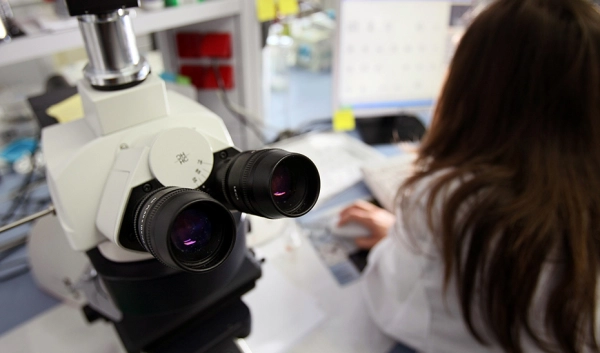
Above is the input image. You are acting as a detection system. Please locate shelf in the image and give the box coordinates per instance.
[0,0,241,67]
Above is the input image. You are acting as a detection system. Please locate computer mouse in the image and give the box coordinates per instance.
[328,218,371,238]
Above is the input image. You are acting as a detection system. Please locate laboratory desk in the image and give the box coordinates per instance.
[0,214,395,353]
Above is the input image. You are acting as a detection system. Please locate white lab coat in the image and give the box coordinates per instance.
[360,174,581,353]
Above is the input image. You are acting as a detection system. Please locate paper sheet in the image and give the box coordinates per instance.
[46,94,83,124]
[299,206,364,286]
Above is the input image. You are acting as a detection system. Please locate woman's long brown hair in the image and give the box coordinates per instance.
[401,0,600,352]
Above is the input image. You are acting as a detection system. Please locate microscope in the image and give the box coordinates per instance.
[41,0,321,352]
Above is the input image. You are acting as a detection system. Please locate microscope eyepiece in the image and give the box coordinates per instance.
[116,148,320,272]
[220,149,321,219]
[134,187,236,272]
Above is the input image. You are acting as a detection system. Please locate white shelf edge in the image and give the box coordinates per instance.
[133,0,241,35]
[0,0,241,67]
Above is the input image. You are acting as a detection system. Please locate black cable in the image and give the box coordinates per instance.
[0,168,47,225]
[210,62,268,147]
[240,115,248,150]
[0,245,20,263]
[13,196,52,219]
[296,117,334,133]
[268,117,334,143]
[0,161,37,226]
[0,263,29,283]
[0,257,29,272]
[0,245,29,283]
[19,182,49,213]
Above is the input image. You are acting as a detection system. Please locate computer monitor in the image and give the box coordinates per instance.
[333,0,471,119]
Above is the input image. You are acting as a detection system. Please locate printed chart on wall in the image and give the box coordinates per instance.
[336,0,471,116]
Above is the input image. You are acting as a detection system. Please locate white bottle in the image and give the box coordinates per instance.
[140,0,166,11]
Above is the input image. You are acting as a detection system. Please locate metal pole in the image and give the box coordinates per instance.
[0,205,56,234]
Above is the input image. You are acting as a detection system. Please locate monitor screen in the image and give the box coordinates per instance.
[333,0,471,118]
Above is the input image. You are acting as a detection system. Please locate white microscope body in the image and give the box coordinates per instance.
[43,74,236,262]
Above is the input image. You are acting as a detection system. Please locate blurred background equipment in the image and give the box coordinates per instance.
[0,0,10,42]
[0,0,24,43]
[331,0,470,142]
[333,0,471,118]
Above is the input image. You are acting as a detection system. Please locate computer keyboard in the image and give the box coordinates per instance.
[361,153,416,212]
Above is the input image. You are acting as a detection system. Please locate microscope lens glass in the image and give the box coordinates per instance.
[170,208,212,252]
[271,164,294,203]
[133,187,235,272]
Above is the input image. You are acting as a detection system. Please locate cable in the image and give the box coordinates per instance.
[215,90,281,132]
[296,117,334,133]
[211,63,262,146]
[0,244,29,283]
[0,178,46,204]
[240,112,248,149]
[268,117,334,144]
[0,257,29,272]
[0,170,48,226]
[209,61,338,146]
[0,232,27,253]
[0,159,37,225]
[210,62,268,147]
[0,245,18,263]
[14,196,52,219]
[0,262,29,282]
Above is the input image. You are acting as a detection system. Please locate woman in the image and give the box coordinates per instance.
[338,0,600,352]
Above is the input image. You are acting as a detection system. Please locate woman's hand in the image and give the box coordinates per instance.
[338,200,396,249]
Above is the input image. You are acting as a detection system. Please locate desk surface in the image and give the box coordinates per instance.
[249,219,394,353]
[0,217,394,353]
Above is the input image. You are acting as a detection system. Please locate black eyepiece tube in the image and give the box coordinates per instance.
[219,149,320,219]
[133,187,236,272]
